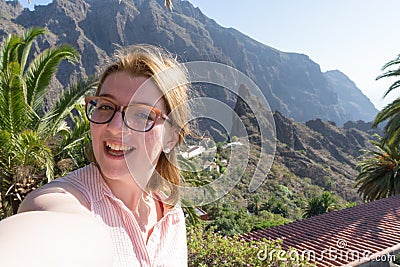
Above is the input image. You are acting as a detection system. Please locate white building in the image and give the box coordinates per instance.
[180,145,205,159]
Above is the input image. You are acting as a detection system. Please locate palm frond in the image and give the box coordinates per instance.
[38,76,97,139]
[376,69,400,81]
[0,62,35,133]
[355,137,400,202]
[383,80,400,98]
[379,54,400,72]
[13,130,54,182]
[181,198,200,225]
[54,103,90,159]
[377,109,400,147]
[372,98,400,127]
[0,130,12,174]
[25,44,79,114]
[0,34,23,73]
[18,27,47,75]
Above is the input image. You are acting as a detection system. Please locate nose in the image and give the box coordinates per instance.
[107,110,127,134]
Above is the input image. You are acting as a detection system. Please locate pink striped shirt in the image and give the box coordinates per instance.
[56,163,187,267]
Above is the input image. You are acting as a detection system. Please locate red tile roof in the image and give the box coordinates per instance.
[241,194,400,266]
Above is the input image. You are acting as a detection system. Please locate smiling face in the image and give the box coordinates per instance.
[90,71,175,188]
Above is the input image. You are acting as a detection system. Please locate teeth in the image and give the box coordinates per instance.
[106,142,133,151]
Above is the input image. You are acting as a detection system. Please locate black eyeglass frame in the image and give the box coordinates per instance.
[84,96,171,132]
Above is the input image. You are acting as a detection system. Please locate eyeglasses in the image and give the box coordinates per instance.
[85,96,170,132]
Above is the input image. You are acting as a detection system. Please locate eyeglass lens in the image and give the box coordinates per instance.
[86,98,157,132]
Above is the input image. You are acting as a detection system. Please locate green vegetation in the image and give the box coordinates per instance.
[303,191,338,218]
[0,28,95,219]
[187,224,314,267]
[181,139,350,238]
[356,136,400,201]
[356,54,400,202]
[373,55,400,147]
[200,201,290,236]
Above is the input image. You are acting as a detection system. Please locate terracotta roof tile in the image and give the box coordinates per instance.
[241,194,400,266]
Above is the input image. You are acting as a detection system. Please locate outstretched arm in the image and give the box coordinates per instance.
[0,181,114,267]
[0,211,114,267]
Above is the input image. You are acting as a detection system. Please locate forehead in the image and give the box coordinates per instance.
[99,71,165,108]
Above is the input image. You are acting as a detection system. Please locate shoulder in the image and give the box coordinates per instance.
[163,203,186,227]
[18,165,99,214]
[154,191,186,221]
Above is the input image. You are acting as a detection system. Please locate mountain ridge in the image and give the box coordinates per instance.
[0,0,378,125]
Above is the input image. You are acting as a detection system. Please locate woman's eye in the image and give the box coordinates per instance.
[98,104,114,110]
[136,112,152,120]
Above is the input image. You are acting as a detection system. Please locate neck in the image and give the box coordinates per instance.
[94,163,149,211]
[105,178,147,211]
[104,175,162,240]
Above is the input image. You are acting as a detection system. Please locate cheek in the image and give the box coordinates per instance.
[90,124,103,154]
[90,124,101,142]
[143,128,164,157]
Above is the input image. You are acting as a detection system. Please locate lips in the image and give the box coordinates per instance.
[105,141,134,157]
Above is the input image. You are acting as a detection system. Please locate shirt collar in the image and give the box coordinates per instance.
[89,163,181,216]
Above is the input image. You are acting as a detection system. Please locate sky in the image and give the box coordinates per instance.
[18,0,400,110]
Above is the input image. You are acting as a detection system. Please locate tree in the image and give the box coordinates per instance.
[247,193,261,215]
[261,196,289,217]
[178,155,215,226]
[355,136,400,202]
[187,224,312,267]
[0,28,96,218]
[303,191,335,218]
[204,202,252,236]
[373,54,400,147]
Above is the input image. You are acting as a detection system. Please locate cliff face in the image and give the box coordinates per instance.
[229,81,374,203]
[324,70,377,123]
[0,0,377,125]
[273,112,374,202]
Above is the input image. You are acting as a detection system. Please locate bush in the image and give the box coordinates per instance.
[187,224,314,266]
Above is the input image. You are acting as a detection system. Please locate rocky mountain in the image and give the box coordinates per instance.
[0,0,378,125]
[231,84,375,206]
[324,70,377,123]
[271,112,374,203]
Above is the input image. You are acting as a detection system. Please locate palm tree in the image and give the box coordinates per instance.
[373,54,400,147]
[0,28,96,218]
[303,191,335,218]
[247,194,261,215]
[355,136,400,202]
[178,155,215,225]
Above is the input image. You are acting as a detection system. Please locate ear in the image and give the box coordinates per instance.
[163,126,180,152]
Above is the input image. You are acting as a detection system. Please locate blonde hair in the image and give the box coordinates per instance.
[93,44,190,207]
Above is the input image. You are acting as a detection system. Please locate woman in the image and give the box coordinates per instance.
[16,44,190,266]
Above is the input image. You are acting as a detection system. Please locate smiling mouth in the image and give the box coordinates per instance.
[105,142,135,157]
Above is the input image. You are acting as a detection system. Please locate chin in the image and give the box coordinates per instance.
[94,156,125,176]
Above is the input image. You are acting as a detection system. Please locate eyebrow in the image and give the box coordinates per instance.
[98,93,115,99]
[98,93,162,108]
